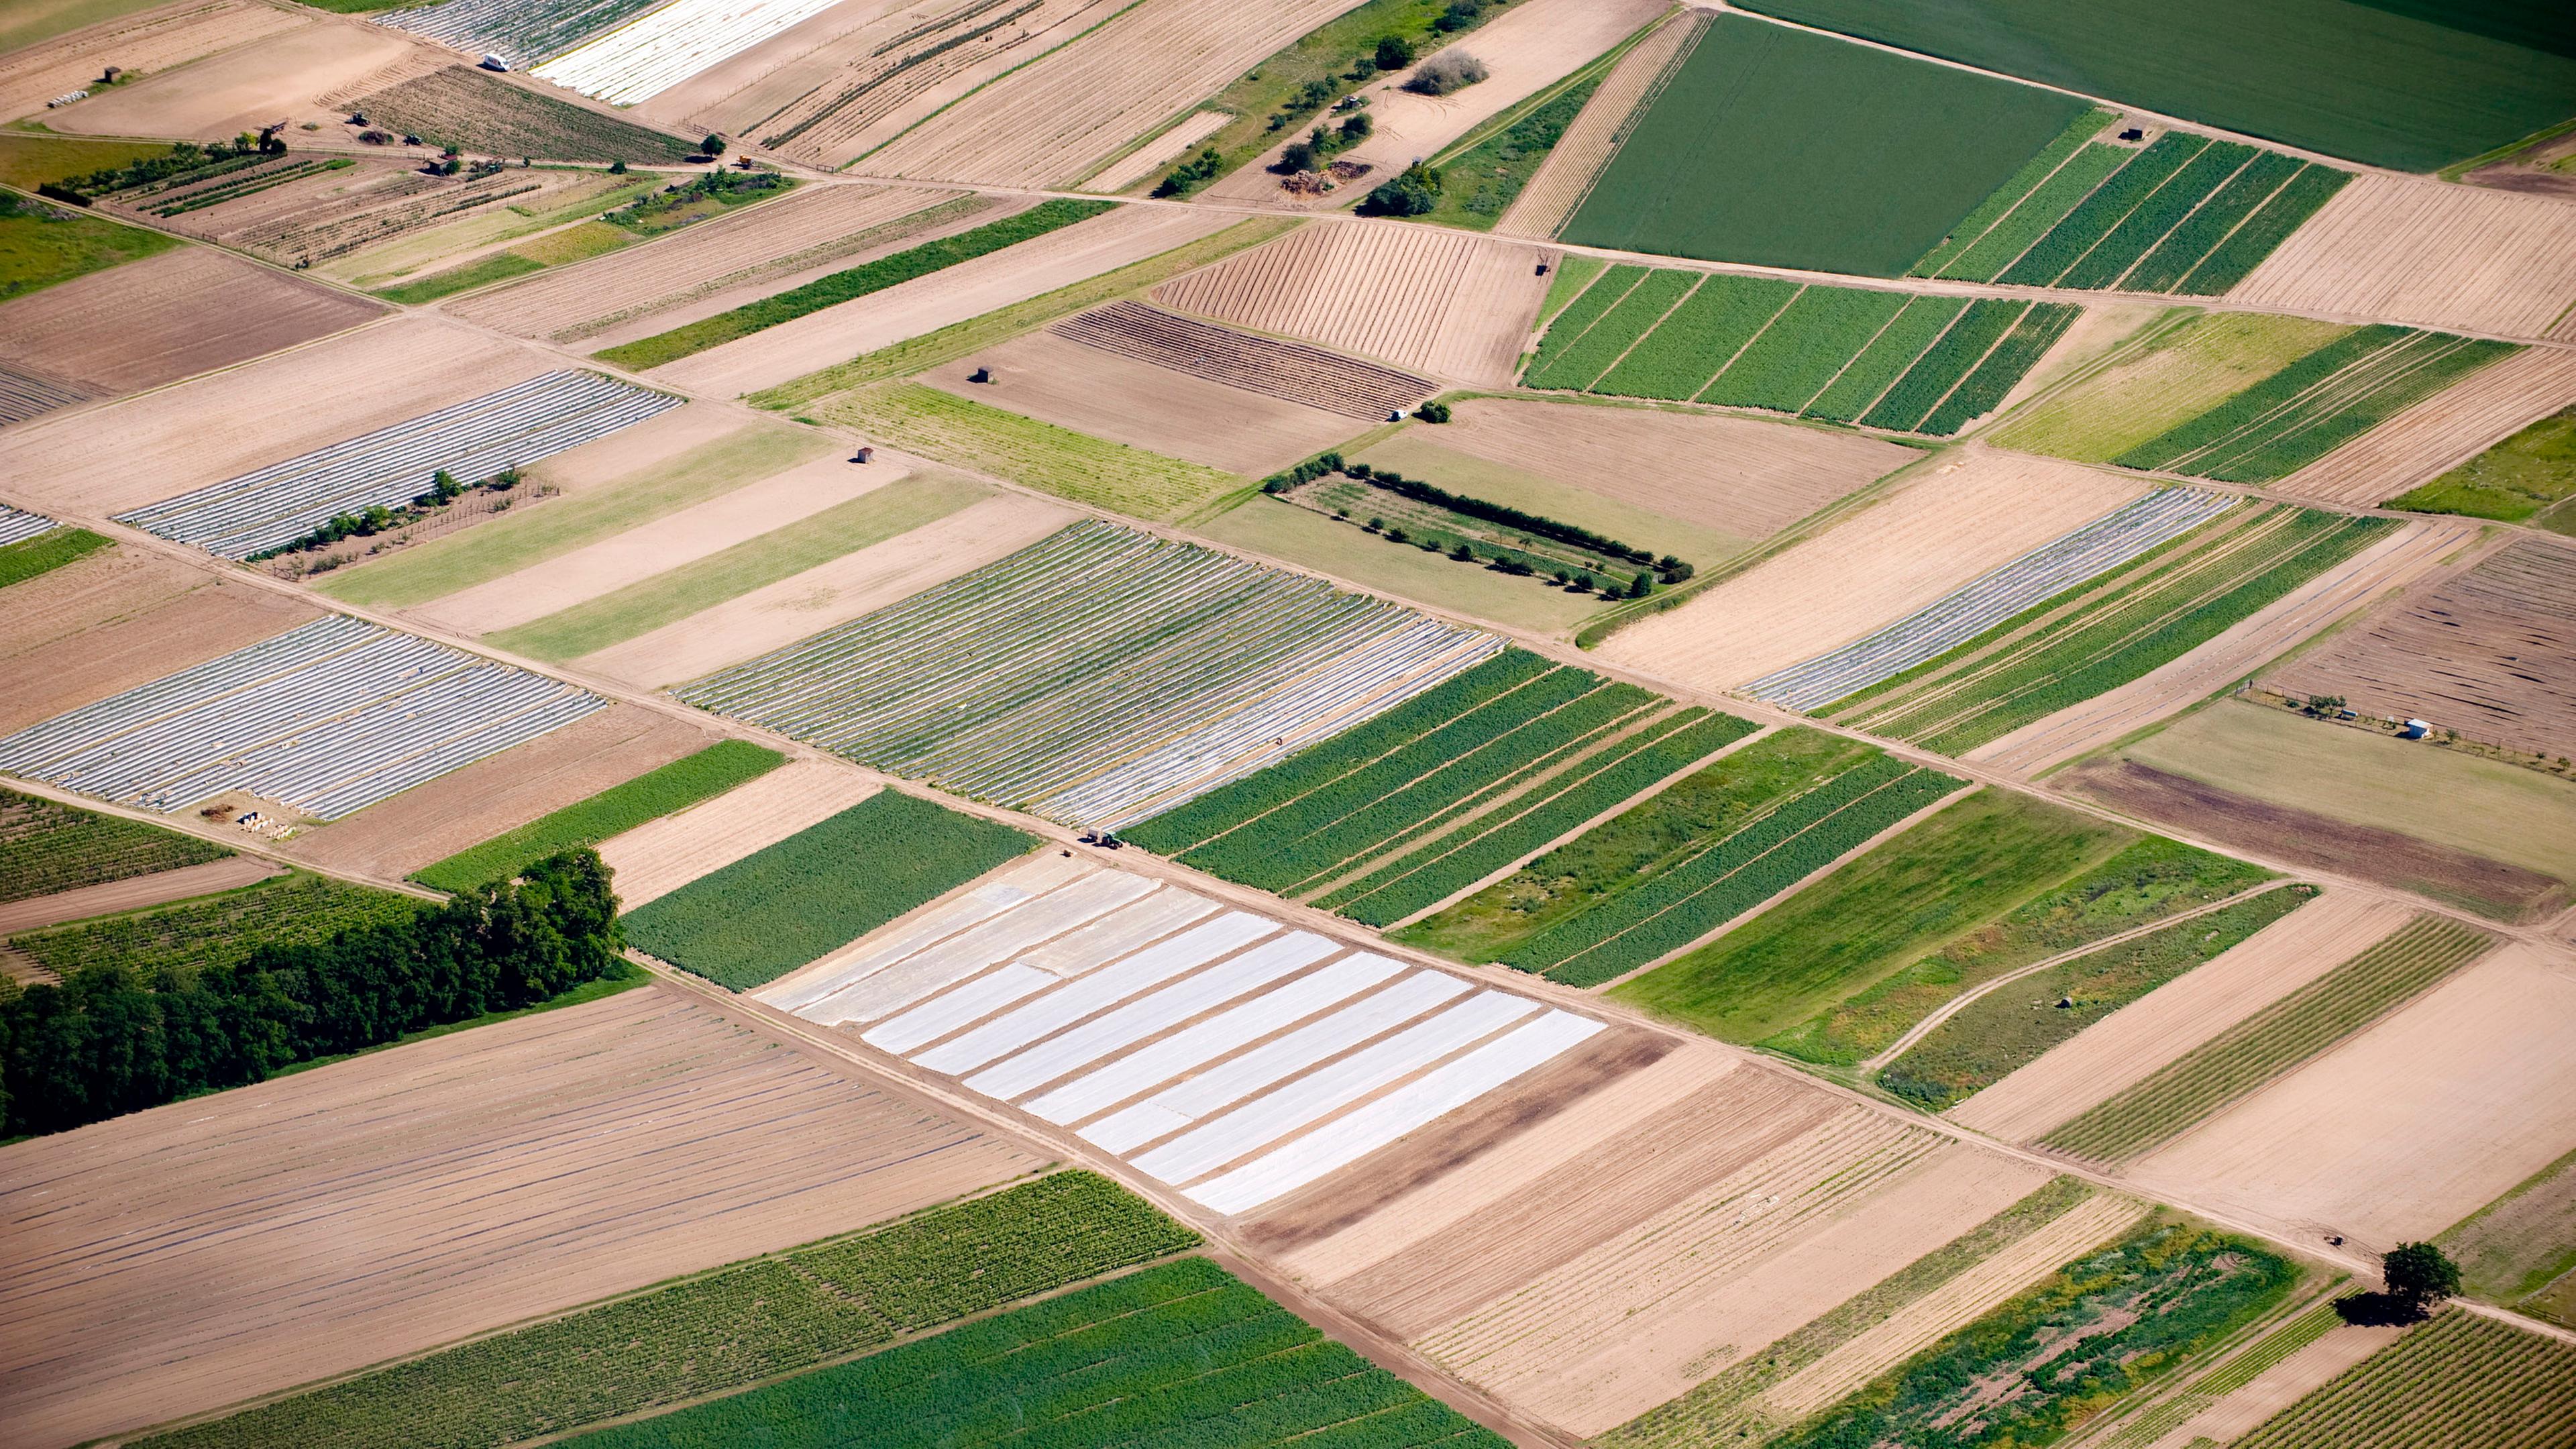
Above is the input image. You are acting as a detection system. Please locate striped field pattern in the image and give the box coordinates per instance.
[0,504,62,549]
[0,616,606,820]
[382,0,672,68]
[531,0,841,103]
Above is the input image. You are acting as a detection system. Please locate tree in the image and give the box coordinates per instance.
[1360,160,1442,216]
[1448,541,1475,561]
[1375,34,1416,70]
[1280,138,1319,172]
[608,159,627,174]
[1338,112,1372,144]
[701,133,724,155]
[2383,1243,2459,1316]
[1627,570,1654,598]
[1415,400,1450,423]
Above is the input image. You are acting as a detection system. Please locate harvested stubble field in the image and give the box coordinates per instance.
[0,0,304,125]
[410,737,779,890]
[1595,448,2144,694]
[0,786,231,904]
[2265,537,2576,760]
[6,870,415,979]
[0,985,1045,1449]
[44,17,418,141]
[676,519,1500,826]
[359,65,697,162]
[2277,345,2576,507]
[1052,300,1436,421]
[1151,222,1548,388]
[2232,1308,2576,1449]
[594,757,880,909]
[2231,174,2576,341]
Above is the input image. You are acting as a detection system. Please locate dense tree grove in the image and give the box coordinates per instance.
[0,849,623,1138]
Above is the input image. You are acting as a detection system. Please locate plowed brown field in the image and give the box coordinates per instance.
[2277,347,2576,506]
[0,984,1040,1448]
[0,247,380,402]
[1051,300,1434,420]
[0,546,317,735]
[1152,223,1546,386]
[0,0,302,124]
[2229,176,2576,341]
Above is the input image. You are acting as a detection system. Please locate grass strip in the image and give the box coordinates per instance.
[2045,915,2493,1161]
[411,741,784,892]
[135,1173,1199,1449]
[2175,164,2351,297]
[374,250,546,304]
[1413,68,1606,231]
[816,384,1237,523]
[623,790,1034,989]
[0,785,229,902]
[0,526,111,588]
[1877,883,2313,1110]
[597,199,1112,370]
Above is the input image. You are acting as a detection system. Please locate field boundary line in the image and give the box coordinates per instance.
[1579,272,1705,390]
[1688,281,1806,403]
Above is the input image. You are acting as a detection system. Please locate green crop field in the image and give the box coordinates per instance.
[1613,789,2141,1044]
[8,873,419,981]
[1594,273,1802,401]
[0,787,231,904]
[818,384,1240,523]
[2387,405,2576,527]
[0,527,109,588]
[1829,504,2396,756]
[0,191,178,301]
[1695,286,1907,414]
[0,134,177,193]
[411,741,783,892]
[1733,0,2576,172]
[2045,914,2494,1161]
[488,474,991,660]
[1561,13,2091,276]
[1777,1220,2296,1449]
[136,1173,1200,1449]
[2233,1309,2576,1449]
[1878,883,2314,1111]
[621,790,1034,989]
[1994,311,2351,464]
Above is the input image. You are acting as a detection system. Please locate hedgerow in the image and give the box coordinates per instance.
[413,740,784,892]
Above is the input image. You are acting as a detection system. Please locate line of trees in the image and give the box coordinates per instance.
[0,849,624,1138]
[38,135,283,205]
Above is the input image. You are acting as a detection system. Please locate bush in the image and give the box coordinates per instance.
[1405,51,1488,95]
[1416,399,1450,422]
[1360,160,1443,215]
[1375,34,1417,70]
[1434,0,1486,31]
[1151,144,1226,197]
[1280,138,1319,172]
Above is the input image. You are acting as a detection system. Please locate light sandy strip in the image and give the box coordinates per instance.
[1082,109,1228,193]
[861,963,1058,1055]
[966,932,1341,1099]
[1020,885,1221,975]
[806,869,1159,1025]
[2227,174,2576,341]
[755,853,1089,1011]
[1187,1010,1606,1214]
[1084,969,1473,1155]
[595,759,879,909]
[1132,991,1542,1185]
[2272,347,2576,508]
[1026,952,1403,1126]
[913,912,1279,1075]
[1965,517,2481,777]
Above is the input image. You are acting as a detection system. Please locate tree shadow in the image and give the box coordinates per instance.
[2333,1291,2432,1326]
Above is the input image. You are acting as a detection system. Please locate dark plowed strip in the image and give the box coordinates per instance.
[0,362,94,426]
[1051,300,1434,420]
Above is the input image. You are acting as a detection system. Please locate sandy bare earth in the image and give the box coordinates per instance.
[920,331,1362,474]
[0,984,1040,1449]
[280,704,716,878]
[597,757,883,908]
[1949,892,2418,1144]
[0,246,381,400]
[574,490,1077,688]
[2125,943,2576,1254]
[0,0,305,124]
[653,204,1239,397]
[1599,447,2143,694]
[52,17,420,140]
[413,454,893,636]
[1427,395,1917,538]
[2229,175,2576,341]
[2275,347,2576,506]
[0,856,285,936]
[1153,222,1548,387]
[1497,7,1700,240]
[0,316,538,519]
[0,546,317,736]
[1968,517,2480,777]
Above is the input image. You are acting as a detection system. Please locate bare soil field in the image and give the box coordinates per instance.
[574,490,1077,686]
[280,704,716,878]
[52,18,420,140]
[150,158,615,275]
[0,983,1040,1449]
[0,317,537,519]
[654,203,1236,396]
[1497,8,1701,241]
[1151,222,1547,387]
[1053,301,1434,421]
[1970,517,2479,777]
[1083,108,1226,193]
[1425,396,1917,539]
[0,855,284,935]
[855,0,1360,187]
[597,757,882,908]
[2126,943,2576,1254]
[2265,538,2576,760]
[0,546,315,735]
[2228,175,2576,341]
[920,331,1362,474]
[0,0,302,123]
[411,452,886,636]
[0,246,380,405]
[1598,447,2142,693]
[2275,347,2576,506]
[1950,892,2417,1143]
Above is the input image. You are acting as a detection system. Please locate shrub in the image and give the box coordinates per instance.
[1151,144,1226,197]
[1416,399,1450,422]
[1405,51,1488,95]
[1434,0,1486,31]
[1360,160,1444,215]
[1375,34,1417,70]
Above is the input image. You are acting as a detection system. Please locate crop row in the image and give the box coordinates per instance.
[1913,108,2117,278]
[0,788,231,904]
[0,504,63,549]
[2045,915,2493,1161]
[412,740,782,892]
[1594,273,1803,402]
[2235,1309,2576,1449]
[384,0,673,68]
[622,789,1032,989]
[533,0,844,104]
[1858,298,2046,432]
[0,525,109,589]
[10,873,417,981]
[139,1173,1200,1449]
[1507,756,1968,987]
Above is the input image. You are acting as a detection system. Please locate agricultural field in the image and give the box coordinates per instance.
[2276,347,2576,508]
[0,508,106,584]
[1560,14,2094,277]
[820,382,1244,521]
[2266,537,2576,759]
[1390,1,1654,230]
[2232,1309,2576,1449]
[0,986,1046,1448]
[1992,309,2354,464]
[410,737,780,890]
[532,0,850,105]
[1496,7,1703,241]
[383,0,676,70]
[625,788,1034,989]
[1193,497,1611,634]
[1053,300,1436,420]
[2443,1146,2576,1326]
[0,785,231,904]
[0,189,175,301]
[595,757,881,908]
[2231,174,2576,341]
[5,870,417,979]
[2384,401,2576,528]
[1528,263,2082,436]
[42,17,424,142]
[0,2,306,125]
[356,64,698,162]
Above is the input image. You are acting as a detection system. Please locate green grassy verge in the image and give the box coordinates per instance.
[816,384,1238,523]
[2045,914,2493,1161]
[0,134,176,192]
[7,873,419,979]
[597,199,1110,370]
[0,191,179,301]
[0,527,111,588]
[2234,1309,2576,1449]
[1410,61,1609,230]
[2440,1142,2576,1326]
[0,785,229,902]
[2386,405,2576,524]
[133,1173,1199,1449]
[623,790,1034,990]
[1877,883,2314,1111]
[411,741,784,891]
[372,250,545,304]
[490,474,989,659]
